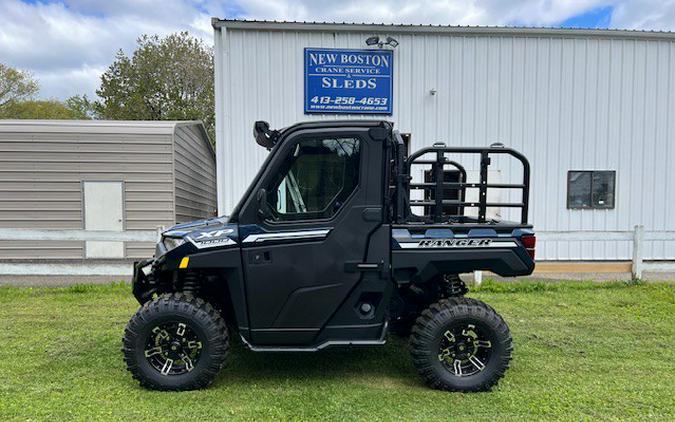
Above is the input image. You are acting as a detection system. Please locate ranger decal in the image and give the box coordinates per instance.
[398,239,519,249]
[418,239,492,248]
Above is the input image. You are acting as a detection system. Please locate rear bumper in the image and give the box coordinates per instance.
[392,247,535,283]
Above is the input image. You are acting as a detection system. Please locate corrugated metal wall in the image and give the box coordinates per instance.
[0,121,177,259]
[173,124,217,223]
[214,24,675,260]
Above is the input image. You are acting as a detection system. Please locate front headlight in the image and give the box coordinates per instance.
[163,236,185,252]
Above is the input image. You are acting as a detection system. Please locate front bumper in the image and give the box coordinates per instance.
[131,258,157,304]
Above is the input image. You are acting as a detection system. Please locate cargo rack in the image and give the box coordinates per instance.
[394,142,531,225]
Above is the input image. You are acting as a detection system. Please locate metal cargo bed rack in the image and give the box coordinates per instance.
[399,144,531,225]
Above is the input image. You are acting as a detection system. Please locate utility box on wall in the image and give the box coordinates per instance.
[0,120,217,259]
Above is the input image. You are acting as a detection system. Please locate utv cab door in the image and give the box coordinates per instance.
[238,123,391,347]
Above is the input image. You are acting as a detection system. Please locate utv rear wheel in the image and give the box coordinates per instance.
[122,293,229,391]
[410,297,512,392]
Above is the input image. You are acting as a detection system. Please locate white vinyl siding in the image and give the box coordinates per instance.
[0,120,215,260]
[173,125,217,223]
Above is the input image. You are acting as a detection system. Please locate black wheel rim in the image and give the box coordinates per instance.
[438,322,493,377]
[144,321,204,376]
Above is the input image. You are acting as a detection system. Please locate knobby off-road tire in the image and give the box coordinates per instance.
[410,297,512,392]
[122,293,229,391]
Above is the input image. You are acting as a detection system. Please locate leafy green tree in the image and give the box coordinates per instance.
[0,99,83,119]
[95,32,215,143]
[65,95,96,119]
[0,63,94,120]
[0,63,39,107]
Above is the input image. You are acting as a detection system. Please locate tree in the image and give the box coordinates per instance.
[0,100,85,119]
[0,63,94,120]
[0,63,39,107]
[95,32,215,143]
[65,95,96,119]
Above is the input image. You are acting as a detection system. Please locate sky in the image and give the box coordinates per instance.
[1,0,674,101]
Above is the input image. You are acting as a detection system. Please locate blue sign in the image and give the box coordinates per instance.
[304,48,393,115]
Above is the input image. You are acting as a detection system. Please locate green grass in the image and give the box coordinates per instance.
[0,280,673,421]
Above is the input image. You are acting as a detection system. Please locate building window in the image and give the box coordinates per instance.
[567,171,616,209]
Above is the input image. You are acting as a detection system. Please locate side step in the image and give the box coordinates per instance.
[240,321,388,352]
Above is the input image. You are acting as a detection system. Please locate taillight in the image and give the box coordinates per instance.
[521,235,536,260]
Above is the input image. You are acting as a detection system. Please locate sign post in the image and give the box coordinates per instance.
[304,48,393,114]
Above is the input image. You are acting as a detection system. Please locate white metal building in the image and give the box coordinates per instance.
[212,19,675,261]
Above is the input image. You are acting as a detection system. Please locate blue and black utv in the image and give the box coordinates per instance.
[124,120,536,391]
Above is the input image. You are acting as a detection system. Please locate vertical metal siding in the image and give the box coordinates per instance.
[0,122,177,259]
[215,27,675,260]
[173,124,217,223]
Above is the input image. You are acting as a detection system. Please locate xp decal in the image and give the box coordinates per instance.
[187,229,236,249]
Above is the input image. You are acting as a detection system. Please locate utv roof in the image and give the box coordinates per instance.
[254,120,392,149]
[279,120,393,133]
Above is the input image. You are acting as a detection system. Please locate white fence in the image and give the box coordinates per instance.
[537,226,675,279]
[0,228,160,277]
[0,226,673,279]
[0,228,160,243]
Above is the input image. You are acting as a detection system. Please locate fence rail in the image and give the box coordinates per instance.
[536,226,675,279]
[0,228,160,243]
[0,226,673,279]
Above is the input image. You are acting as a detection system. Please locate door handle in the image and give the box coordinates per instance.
[249,251,272,265]
[344,261,384,272]
[362,207,382,222]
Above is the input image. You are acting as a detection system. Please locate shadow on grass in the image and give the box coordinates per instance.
[212,335,421,388]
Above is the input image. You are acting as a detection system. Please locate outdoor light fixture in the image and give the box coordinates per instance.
[365,36,380,46]
[365,35,399,48]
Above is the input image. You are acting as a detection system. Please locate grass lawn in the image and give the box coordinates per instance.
[0,280,673,421]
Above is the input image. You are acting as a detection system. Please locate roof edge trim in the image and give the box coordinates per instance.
[211,19,675,41]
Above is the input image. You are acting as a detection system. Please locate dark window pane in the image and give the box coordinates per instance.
[592,171,615,209]
[267,137,360,221]
[568,171,592,209]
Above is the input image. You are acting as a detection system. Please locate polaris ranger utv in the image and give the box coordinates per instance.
[123,120,535,392]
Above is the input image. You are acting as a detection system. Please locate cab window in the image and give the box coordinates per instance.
[265,136,361,221]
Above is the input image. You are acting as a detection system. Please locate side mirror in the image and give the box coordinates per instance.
[253,121,279,150]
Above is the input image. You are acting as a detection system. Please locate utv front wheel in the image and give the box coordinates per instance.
[410,297,512,392]
[122,293,229,391]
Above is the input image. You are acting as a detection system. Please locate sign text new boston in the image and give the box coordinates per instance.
[304,48,393,114]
